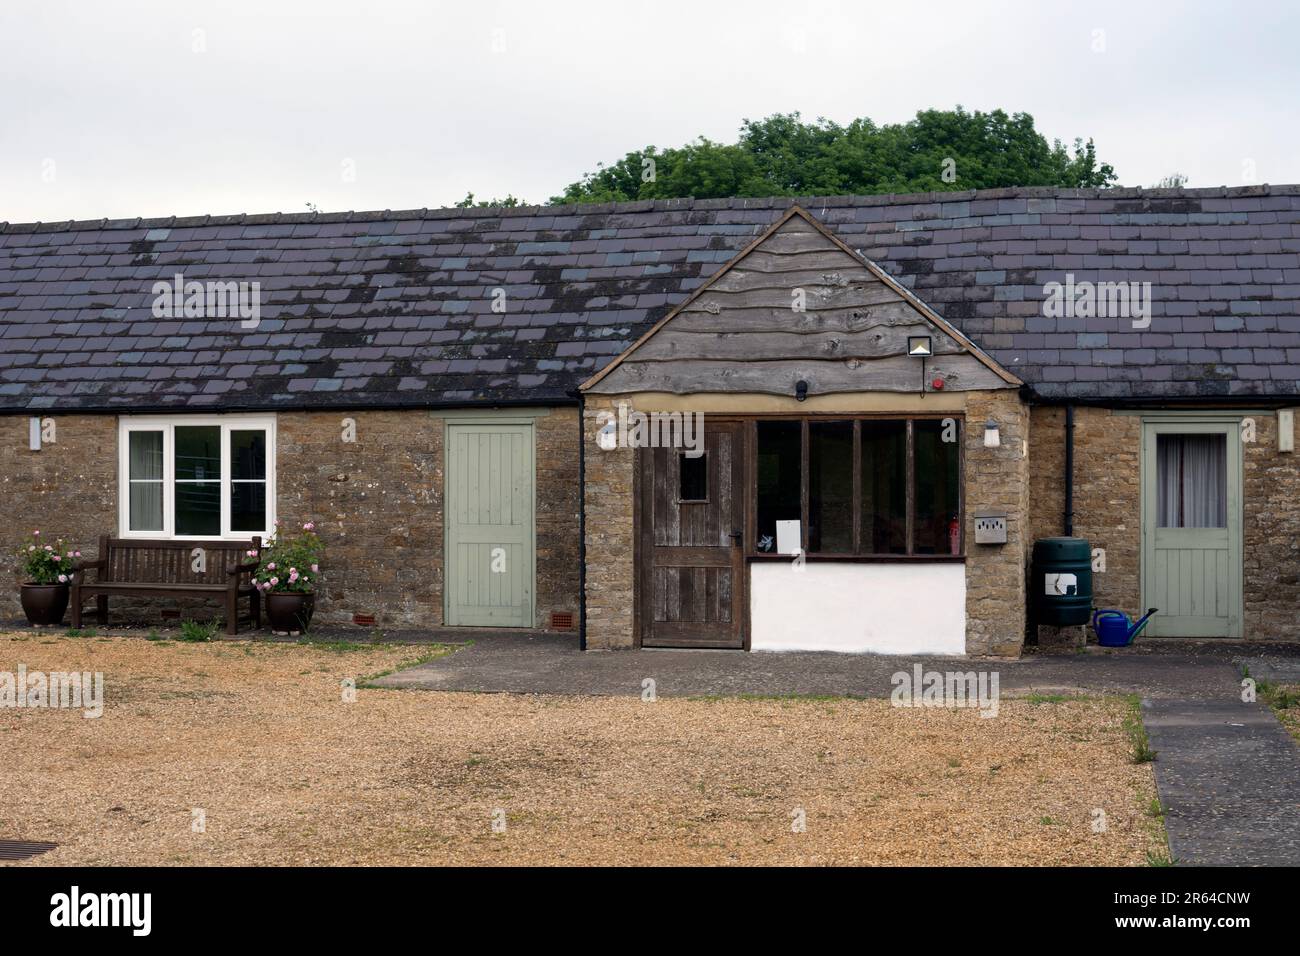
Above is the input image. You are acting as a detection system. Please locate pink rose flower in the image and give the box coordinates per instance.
[267,562,276,571]
[269,577,279,586]
[74,550,81,557]
[52,555,60,562]
[33,530,40,536]
[58,574,68,583]
[303,522,315,531]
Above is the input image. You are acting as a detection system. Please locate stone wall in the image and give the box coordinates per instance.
[581,396,636,649]
[0,414,117,620]
[963,391,1031,656]
[1243,411,1300,639]
[1,408,581,631]
[1027,407,1141,621]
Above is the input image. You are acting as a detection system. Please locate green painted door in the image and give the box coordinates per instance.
[1141,420,1242,637]
[445,422,535,627]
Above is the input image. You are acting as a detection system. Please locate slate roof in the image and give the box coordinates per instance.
[2,184,1299,412]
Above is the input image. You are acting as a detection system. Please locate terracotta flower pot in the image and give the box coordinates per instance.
[265,592,314,634]
[20,583,70,627]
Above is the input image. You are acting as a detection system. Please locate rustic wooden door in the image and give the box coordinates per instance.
[639,422,745,648]
[1140,420,1242,637]
[445,422,535,627]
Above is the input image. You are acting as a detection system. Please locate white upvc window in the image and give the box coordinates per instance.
[117,415,277,540]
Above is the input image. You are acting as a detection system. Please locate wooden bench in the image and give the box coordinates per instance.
[71,536,262,635]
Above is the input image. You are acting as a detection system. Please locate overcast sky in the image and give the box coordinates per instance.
[1,0,1296,223]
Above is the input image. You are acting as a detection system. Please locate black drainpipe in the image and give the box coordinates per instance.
[1064,404,1075,537]
[573,389,588,651]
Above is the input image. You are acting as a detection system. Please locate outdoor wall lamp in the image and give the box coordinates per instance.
[984,419,1001,448]
[908,335,932,397]
[795,379,809,402]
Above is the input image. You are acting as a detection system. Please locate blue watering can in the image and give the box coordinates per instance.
[1092,607,1158,647]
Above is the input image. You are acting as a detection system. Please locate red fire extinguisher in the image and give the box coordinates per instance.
[948,516,961,555]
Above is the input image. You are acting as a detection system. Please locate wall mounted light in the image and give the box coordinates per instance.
[1279,408,1295,453]
[29,417,41,451]
[795,379,809,402]
[983,419,1001,448]
[907,336,933,397]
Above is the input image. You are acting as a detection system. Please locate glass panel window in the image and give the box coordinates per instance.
[914,419,961,554]
[756,421,802,552]
[174,425,221,535]
[176,482,221,536]
[175,426,221,480]
[128,430,164,532]
[231,483,268,533]
[860,421,906,555]
[120,419,274,538]
[1157,434,1227,528]
[809,421,853,553]
[230,429,268,531]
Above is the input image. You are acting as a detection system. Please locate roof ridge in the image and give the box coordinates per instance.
[2,183,1294,235]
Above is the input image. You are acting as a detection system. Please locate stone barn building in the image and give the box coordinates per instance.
[2,185,1299,654]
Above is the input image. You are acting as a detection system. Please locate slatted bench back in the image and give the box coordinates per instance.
[100,538,260,585]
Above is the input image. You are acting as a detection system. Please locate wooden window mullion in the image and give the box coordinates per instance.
[851,419,861,555]
[905,418,915,556]
[800,419,810,554]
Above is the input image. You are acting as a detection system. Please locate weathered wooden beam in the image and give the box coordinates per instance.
[631,325,963,361]
[684,284,904,312]
[590,355,1010,395]
[668,300,927,333]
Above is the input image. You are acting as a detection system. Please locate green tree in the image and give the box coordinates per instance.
[546,108,1117,204]
[455,191,527,208]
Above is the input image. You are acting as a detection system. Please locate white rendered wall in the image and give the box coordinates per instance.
[750,562,966,654]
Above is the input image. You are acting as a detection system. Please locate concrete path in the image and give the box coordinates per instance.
[371,631,1263,700]
[1143,699,1300,866]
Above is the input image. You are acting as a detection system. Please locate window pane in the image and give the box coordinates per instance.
[231,430,267,481]
[861,421,907,554]
[914,419,961,554]
[756,421,801,552]
[175,426,221,481]
[128,430,163,481]
[679,452,707,501]
[231,483,267,532]
[1157,434,1227,528]
[809,421,853,553]
[176,482,221,535]
[129,482,163,532]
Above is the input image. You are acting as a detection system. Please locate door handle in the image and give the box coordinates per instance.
[728,530,743,545]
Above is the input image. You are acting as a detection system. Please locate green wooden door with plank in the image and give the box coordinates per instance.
[445,422,535,627]
[1140,420,1242,637]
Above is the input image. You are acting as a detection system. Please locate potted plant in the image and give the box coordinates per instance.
[14,531,80,626]
[252,522,322,635]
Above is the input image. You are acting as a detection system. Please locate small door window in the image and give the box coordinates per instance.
[679,452,708,502]
[1156,433,1227,528]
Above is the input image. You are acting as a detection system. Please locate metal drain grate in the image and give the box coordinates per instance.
[0,840,58,861]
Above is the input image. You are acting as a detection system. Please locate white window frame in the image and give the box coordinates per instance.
[117,414,277,540]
